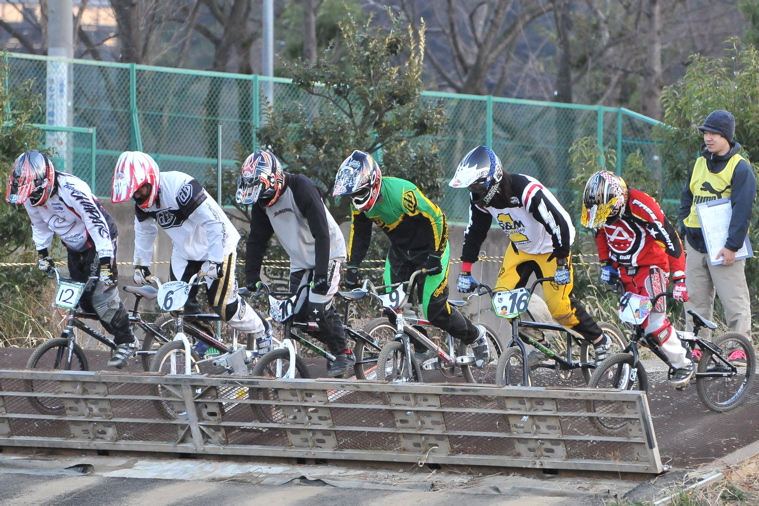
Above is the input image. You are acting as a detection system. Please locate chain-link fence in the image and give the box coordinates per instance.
[5,52,660,220]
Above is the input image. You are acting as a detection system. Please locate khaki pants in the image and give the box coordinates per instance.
[684,242,752,338]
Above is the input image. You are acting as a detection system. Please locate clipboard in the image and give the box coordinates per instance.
[695,198,753,265]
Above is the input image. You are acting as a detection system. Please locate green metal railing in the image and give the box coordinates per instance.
[5,52,660,219]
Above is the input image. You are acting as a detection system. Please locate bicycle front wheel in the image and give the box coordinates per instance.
[250,348,311,423]
[579,321,628,383]
[149,340,200,419]
[140,314,214,371]
[354,318,397,380]
[376,341,424,383]
[587,353,648,435]
[495,346,531,387]
[461,324,505,384]
[697,332,756,412]
[25,338,89,415]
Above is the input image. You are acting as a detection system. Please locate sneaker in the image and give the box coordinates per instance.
[192,340,211,357]
[668,362,695,388]
[470,325,491,367]
[413,348,437,366]
[327,350,356,377]
[108,342,137,369]
[728,349,748,367]
[691,349,702,362]
[528,342,550,368]
[593,334,612,363]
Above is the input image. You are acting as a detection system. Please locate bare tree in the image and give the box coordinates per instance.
[390,0,555,95]
[303,0,320,64]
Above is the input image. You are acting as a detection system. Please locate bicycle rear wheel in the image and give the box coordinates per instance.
[149,340,200,419]
[25,338,89,415]
[587,353,649,435]
[696,332,756,412]
[461,324,504,384]
[250,348,311,423]
[376,341,424,382]
[355,318,396,380]
[495,346,531,387]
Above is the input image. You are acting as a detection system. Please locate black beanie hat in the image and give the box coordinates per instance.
[698,110,735,142]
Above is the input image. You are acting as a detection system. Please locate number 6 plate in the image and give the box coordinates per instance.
[492,287,530,318]
[54,280,86,310]
[157,281,191,312]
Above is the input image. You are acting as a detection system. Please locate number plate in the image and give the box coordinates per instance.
[492,287,530,318]
[54,280,86,310]
[157,281,191,312]
[379,285,406,310]
[619,292,652,325]
[269,295,296,323]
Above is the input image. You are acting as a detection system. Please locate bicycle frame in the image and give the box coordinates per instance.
[251,282,381,379]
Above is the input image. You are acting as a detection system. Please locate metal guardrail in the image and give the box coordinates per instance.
[0,369,662,474]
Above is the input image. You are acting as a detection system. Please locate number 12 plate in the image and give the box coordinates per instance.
[55,280,86,310]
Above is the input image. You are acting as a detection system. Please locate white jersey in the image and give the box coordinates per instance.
[133,171,240,266]
[25,172,116,259]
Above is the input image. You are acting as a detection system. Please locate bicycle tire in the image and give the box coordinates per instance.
[250,348,311,423]
[140,314,214,371]
[149,340,200,419]
[25,338,89,415]
[356,318,398,380]
[461,323,505,384]
[495,346,531,387]
[587,353,649,435]
[696,332,756,412]
[579,321,628,384]
[376,340,424,383]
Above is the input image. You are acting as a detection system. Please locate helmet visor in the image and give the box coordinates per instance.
[467,178,490,204]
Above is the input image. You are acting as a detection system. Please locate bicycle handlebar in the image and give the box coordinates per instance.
[469,276,555,299]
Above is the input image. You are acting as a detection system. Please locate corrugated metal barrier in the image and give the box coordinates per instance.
[0,369,662,474]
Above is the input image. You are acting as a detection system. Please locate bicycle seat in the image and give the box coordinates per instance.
[449,300,466,307]
[337,290,369,301]
[123,285,158,300]
[687,309,718,330]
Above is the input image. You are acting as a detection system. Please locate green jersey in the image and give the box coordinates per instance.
[347,177,448,266]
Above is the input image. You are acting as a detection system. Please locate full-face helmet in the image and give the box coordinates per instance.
[332,150,382,212]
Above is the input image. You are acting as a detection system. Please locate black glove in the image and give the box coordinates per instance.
[99,257,117,286]
[311,274,329,295]
[344,267,360,290]
[424,254,443,276]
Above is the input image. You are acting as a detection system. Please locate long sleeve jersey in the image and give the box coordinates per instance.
[596,188,685,276]
[461,174,574,263]
[25,172,117,259]
[245,173,346,284]
[133,171,239,266]
[347,177,448,267]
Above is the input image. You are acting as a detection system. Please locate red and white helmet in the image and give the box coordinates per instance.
[236,150,285,207]
[5,150,56,206]
[111,151,160,209]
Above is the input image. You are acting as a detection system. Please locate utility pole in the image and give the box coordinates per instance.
[47,0,73,172]
[262,0,274,107]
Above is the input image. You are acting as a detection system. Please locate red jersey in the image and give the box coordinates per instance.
[595,189,685,276]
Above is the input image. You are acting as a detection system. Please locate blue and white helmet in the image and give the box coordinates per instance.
[449,146,503,205]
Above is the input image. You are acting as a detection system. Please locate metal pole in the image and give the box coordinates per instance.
[262,0,274,107]
[47,0,73,172]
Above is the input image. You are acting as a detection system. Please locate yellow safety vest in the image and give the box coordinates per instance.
[682,153,745,228]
